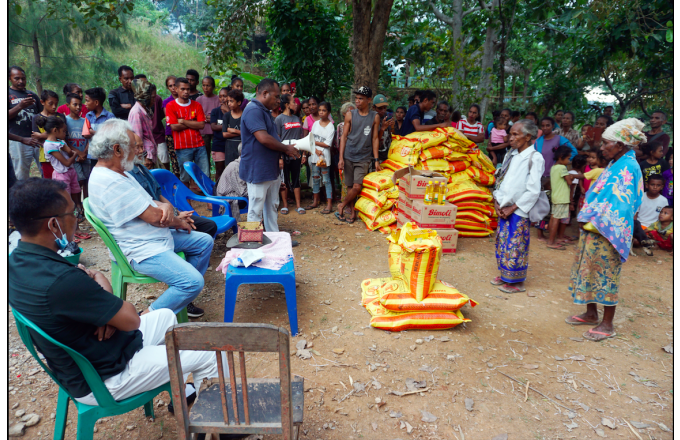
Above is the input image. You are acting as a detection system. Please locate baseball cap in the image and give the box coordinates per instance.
[353,86,372,98]
[373,94,389,107]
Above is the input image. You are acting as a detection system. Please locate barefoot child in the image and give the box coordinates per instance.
[547,146,577,249]
[43,116,84,220]
[64,93,90,198]
[642,206,673,255]
[309,102,335,214]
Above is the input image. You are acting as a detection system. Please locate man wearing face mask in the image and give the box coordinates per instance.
[88,119,213,319]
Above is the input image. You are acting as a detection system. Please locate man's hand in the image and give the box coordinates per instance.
[94,325,117,341]
[338,159,344,171]
[374,160,383,171]
[499,204,517,219]
[315,149,323,157]
[121,103,132,109]
[158,202,175,226]
[285,144,300,159]
[22,136,40,147]
[177,211,197,230]
[175,218,193,233]
[18,96,36,109]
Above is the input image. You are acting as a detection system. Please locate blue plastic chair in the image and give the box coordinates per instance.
[12,309,172,440]
[150,168,238,235]
[183,161,249,217]
[223,260,298,336]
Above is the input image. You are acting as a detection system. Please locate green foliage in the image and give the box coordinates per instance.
[266,0,352,101]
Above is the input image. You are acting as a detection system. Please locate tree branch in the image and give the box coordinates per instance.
[462,6,481,18]
[9,40,33,48]
[601,67,624,107]
[478,0,489,9]
[428,1,453,25]
[9,21,29,33]
[639,97,652,119]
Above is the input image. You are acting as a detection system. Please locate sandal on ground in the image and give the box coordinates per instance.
[582,329,617,342]
[490,276,505,286]
[321,207,332,214]
[565,315,600,326]
[547,244,566,250]
[498,284,526,293]
[346,214,356,224]
[334,212,347,222]
[296,207,306,215]
[280,207,289,215]
[74,232,92,240]
[305,204,319,210]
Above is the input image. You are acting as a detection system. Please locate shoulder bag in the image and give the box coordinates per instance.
[527,151,551,223]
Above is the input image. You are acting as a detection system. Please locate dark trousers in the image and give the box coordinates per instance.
[633,220,648,244]
[191,215,218,238]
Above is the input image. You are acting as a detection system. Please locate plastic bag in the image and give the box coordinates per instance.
[363,170,395,191]
[359,188,387,208]
[359,210,396,231]
[387,139,422,166]
[378,278,477,312]
[397,223,442,301]
[354,197,383,221]
[366,297,470,331]
[360,277,391,306]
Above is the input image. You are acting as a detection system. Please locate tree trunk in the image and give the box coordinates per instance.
[522,68,529,106]
[429,0,467,111]
[511,75,516,103]
[498,46,505,108]
[477,0,499,120]
[32,31,43,96]
[351,0,394,94]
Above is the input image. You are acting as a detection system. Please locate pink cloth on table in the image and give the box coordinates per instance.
[216,232,294,273]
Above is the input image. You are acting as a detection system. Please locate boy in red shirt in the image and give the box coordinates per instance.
[165,77,209,184]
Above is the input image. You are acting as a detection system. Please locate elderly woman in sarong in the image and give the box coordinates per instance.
[491,119,545,294]
[564,118,645,341]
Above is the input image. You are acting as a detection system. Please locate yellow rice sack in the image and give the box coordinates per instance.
[378,278,477,312]
[456,210,490,224]
[412,130,449,149]
[416,158,451,172]
[359,210,396,232]
[466,167,496,186]
[359,188,387,208]
[380,159,408,172]
[354,197,383,221]
[398,222,443,301]
[366,297,471,331]
[446,181,494,203]
[448,160,469,174]
[363,170,394,191]
[378,223,398,235]
[448,171,472,186]
[458,229,493,238]
[468,150,496,174]
[388,139,421,166]
[385,185,399,199]
[360,278,391,306]
[387,242,403,278]
[456,201,496,217]
[455,219,492,233]
[383,198,396,211]
[447,151,470,162]
[419,146,452,161]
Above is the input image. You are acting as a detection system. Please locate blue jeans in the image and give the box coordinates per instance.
[176,146,210,184]
[131,230,214,314]
[311,163,332,199]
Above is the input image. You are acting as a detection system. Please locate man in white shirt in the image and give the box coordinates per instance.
[88,119,213,318]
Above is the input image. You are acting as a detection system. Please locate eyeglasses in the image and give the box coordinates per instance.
[31,208,79,221]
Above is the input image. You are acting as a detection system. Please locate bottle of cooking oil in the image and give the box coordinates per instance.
[438,181,446,205]
[424,180,434,205]
[432,181,440,205]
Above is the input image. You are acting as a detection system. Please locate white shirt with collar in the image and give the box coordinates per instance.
[493,145,545,218]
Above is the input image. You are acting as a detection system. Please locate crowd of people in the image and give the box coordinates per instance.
[6,62,674,422]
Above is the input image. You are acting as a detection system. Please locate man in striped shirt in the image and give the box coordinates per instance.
[165,78,210,184]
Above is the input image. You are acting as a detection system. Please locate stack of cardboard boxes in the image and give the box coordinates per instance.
[392,167,459,254]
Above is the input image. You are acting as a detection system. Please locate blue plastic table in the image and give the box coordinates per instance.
[223,260,298,336]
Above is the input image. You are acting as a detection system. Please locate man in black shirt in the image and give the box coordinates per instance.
[9,178,220,405]
[425,101,451,125]
[8,65,42,180]
[108,65,135,120]
[186,69,204,101]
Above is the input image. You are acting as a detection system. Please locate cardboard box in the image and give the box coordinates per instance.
[410,199,457,226]
[397,187,413,216]
[391,167,447,200]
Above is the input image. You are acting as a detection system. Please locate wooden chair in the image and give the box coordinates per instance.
[165,323,304,440]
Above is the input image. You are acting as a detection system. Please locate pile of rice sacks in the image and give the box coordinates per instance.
[360,222,477,331]
[357,126,498,237]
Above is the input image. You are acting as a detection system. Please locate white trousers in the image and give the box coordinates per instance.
[156,142,169,165]
[246,179,281,233]
[76,309,220,406]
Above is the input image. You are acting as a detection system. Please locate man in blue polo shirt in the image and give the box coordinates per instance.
[239,78,299,233]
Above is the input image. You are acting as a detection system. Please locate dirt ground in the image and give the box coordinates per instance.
[7,196,674,440]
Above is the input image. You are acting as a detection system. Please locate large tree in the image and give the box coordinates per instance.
[350,0,395,93]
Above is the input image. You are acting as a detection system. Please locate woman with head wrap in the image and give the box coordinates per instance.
[128,78,157,168]
[565,118,645,341]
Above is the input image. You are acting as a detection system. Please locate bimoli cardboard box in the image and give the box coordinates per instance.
[410,199,457,226]
[395,211,459,253]
[397,186,413,215]
[392,167,447,200]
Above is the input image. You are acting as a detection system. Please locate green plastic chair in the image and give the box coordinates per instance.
[82,198,188,323]
[11,308,172,440]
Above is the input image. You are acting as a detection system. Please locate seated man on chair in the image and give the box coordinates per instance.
[128,132,219,238]
[88,119,213,318]
[8,178,217,408]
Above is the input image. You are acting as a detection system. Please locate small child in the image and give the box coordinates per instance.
[31,90,65,179]
[64,93,90,198]
[488,115,510,166]
[547,146,577,249]
[308,101,335,214]
[83,87,115,166]
[641,206,673,255]
[580,124,592,139]
[662,153,673,207]
[639,141,670,189]
[633,174,669,252]
[43,116,83,221]
[566,154,587,226]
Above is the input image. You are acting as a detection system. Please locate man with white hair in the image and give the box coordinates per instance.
[88,119,213,318]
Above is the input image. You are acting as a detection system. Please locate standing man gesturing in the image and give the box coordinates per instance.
[239,79,300,233]
[8,66,42,180]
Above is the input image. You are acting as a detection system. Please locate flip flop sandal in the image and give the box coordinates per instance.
[547,245,566,250]
[334,212,347,222]
[346,215,356,224]
[490,276,505,286]
[296,207,306,215]
[74,232,92,239]
[321,207,332,214]
[565,315,600,326]
[498,284,526,293]
[583,329,617,342]
[280,208,289,215]
[305,204,319,210]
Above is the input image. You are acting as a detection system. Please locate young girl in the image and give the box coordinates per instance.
[394,106,406,136]
[547,146,579,249]
[209,87,230,181]
[303,96,333,136]
[222,89,243,168]
[230,76,249,110]
[639,141,670,188]
[487,114,510,166]
[300,99,310,126]
[43,116,83,220]
[32,90,66,179]
[276,94,304,215]
[308,102,335,214]
[280,83,301,109]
